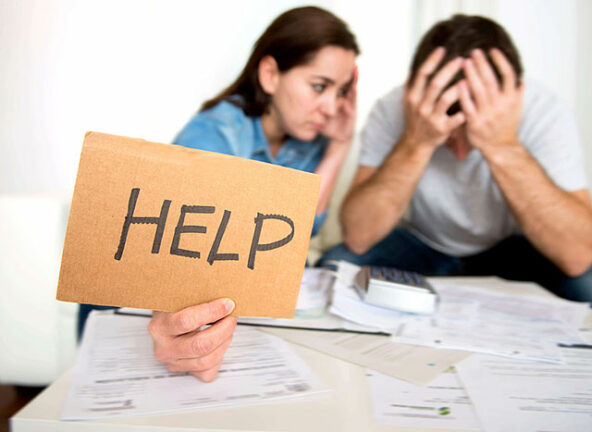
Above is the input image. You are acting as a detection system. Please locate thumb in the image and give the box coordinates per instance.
[165,298,235,336]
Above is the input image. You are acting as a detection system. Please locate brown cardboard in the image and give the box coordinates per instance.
[57,132,320,318]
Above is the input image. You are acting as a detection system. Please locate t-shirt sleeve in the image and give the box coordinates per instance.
[359,86,406,167]
[520,82,588,191]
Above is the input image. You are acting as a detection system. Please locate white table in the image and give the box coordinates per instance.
[11,277,581,432]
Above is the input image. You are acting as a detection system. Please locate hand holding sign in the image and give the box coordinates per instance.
[148,298,237,382]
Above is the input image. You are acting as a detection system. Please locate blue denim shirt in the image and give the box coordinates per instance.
[173,100,329,236]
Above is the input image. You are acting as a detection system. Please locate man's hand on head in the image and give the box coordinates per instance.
[148,298,237,383]
[402,47,466,151]
[459,48,524,156]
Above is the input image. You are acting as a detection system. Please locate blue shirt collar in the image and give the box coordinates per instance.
[252,117,269,156]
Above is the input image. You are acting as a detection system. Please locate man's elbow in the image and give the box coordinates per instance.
[342,230,373,255]
[560,252,592,278]
[340,210,370,255]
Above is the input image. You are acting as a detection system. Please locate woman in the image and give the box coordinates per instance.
[149,6,360,382]
[173,6,359,235]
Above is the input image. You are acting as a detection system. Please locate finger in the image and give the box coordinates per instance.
[346,68,358,105]
[172,316,237,359]
[407,47,446,103]
[341,99,354,118]
[517,83,525,99]
[164,298,235,336]
[458,79,477,117]
[422,57,463,110]
[191,364,222,383]
[463,58,488,108]
[471,49,500,96]
[489,48,516,93]
[434,83,461,116]
[445,111,466,131]
[166,336,233,374]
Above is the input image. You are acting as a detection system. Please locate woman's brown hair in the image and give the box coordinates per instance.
[201,6,359,116]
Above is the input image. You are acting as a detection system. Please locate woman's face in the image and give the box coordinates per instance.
[262,46,356,142]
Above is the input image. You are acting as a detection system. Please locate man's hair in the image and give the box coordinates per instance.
[409,14,523,88]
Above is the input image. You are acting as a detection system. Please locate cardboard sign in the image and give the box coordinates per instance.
[57,132,320,318]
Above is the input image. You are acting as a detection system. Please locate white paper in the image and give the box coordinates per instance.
[367,368,481,430]
[327,263,583,363]
[456,348,592,432]
[238,265,390,334]
[239,312,386,334]
[391,281,589,363]
[431,282,590,328]
[330,273,411,330]
[261,327,468,385]
[294,267,333,317]
[62,311,328,420]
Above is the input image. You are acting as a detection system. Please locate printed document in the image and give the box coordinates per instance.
[62,311,327,420]
[367,368,481,430]
[327,262,588,363]
[262,327,468,385]
[456,347,592,432]
[391,281,588,363]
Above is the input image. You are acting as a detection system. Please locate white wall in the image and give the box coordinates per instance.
[575,0,592,188]
[0,0,413,194]
[1,0,590,194]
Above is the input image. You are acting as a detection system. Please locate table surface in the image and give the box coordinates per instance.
[10,277,572,432]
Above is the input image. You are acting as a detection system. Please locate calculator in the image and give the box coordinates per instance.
[354,265,438,314]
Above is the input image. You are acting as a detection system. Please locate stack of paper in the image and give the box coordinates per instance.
[62,311,328,420]
[392,281,589,363]
[330,261,412,331]
[327,261,589,364]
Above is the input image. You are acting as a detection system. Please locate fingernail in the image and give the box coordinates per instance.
[223,298,235,314]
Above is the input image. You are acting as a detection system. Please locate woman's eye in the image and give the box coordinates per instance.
[338,84,352,98]
[312,83,326,93]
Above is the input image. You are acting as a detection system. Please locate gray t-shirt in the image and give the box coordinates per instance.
[360,78,588,256]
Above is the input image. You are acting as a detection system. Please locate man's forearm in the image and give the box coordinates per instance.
[483,142,592,276]
[341,136,434,254]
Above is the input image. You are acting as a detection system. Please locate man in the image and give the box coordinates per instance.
[320,15,592,302]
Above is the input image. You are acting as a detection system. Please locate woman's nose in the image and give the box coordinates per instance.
[320,94,338,117]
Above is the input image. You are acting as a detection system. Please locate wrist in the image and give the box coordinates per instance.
[398,133,437,161]
[325,136,352,157]
[321,123,355,145]
[480,138,528,169]
[316,139,350,174]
